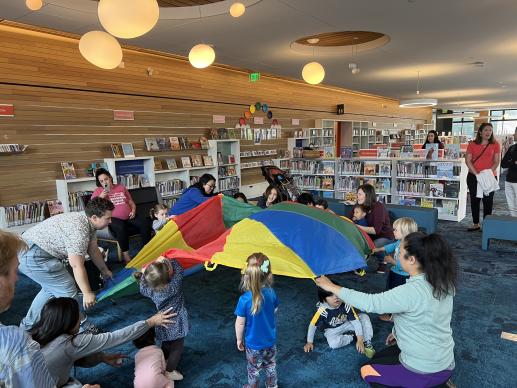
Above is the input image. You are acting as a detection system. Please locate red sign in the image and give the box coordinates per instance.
[113,110,134,120]
[0,104,14,117]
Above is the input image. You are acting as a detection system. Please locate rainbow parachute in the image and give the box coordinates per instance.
[98,196,373,301]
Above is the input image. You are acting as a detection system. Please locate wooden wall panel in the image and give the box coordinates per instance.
[0,22,431,206]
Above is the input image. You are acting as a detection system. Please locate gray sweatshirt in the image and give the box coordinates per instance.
[338,273,455,373]
[41,320,149,387]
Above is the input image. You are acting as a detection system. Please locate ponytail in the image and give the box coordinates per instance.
[402,232,458,299]
[240,253,273,315]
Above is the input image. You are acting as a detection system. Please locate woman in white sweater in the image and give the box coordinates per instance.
[30,297,175,387]
[316,232,457,388]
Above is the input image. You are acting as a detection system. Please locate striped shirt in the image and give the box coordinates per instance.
[22,212,97,260]
[0,324,55,388]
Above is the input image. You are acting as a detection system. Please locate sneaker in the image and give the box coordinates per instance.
[364,345,376,359]
[376,263,387,274]
[165,370,184,381]
[354,269,366,277]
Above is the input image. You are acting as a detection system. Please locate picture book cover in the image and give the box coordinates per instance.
[429,183,444,197]
[154,159,162,171]
[169,137,181,150]
[421,198,434,208]
[180,156,192,168]
[217,152,224,164]
[144,137,159,151]
[227,154,236,164]
[400,197,417,206]
[436,162,454,179]
[179,137,190,150]
[165,158,177,170]
[444,182,460,198]
[47,200,64,216]
[227,166,237,176]
[210,128,218,140]
[379,162,391,176]
[200,136,209,149]
[228,128,236,139]
[363,163,377,176]
[191,141,202,149]
[156,137,169,151]
[340,146,353,159]
[425,143,439,160]
[121,143,135,158]
[61,162,77,180]
[191,154,203,167]
[202,155,214,166]
[400,144,414,158]
[444,144,460,159]
[217,128,228,139]
[111,143,124,158]
[376,146,389,158]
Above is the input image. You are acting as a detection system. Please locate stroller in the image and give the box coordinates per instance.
[261,165,301,202]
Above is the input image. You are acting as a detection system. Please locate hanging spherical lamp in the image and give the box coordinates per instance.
[230,2,246,18]
[79,31,123,70]
[26,0,43,11]
[188,44,215,69]
[98,0,159,39]
[302,62,325,85]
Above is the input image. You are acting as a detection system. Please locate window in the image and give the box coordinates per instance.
[451,111,474,138]
[490,109,517,135]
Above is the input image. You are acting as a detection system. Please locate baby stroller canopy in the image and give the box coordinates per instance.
[261,165,301,201]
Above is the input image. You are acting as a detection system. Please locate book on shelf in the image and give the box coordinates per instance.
[157,179,185,197]
[321,177,334,190]
[210,128,218,140]
[180,156,192,168]
[191,154,203,167]
[363,163,377,176]
[400,197,417,206]
[165,158,177,170]
[429,183,444,197]
[0,144,27,153]
[444,182,460,198]
[169,137,181,150]
[190,175,200,185]
[191,141,201,149]
[154,159,163,171]
[200,136,209,150]
[227,154,236,164]
[111,143,124,158]
[117,174,149,189]
[227,166,237,176]
[400,144,414,158]
[61,162,77,180]
[144,137,160,151]
[87,162,108,177]
[218,128,228,139]
[436,162,454,179]
[376,146,389,158]
[444,144,460,159]
[46,200,64,216]
[202,155,214,166]
[68,191,93,212]
[228,128,236,139]
[179,137,190,150]
[217,152,223,164]
[441,200,457,215]
[379,161,391,176]
[2,201,46,227]
[121,143,135,158]
[156,138,169,151]
[421,198,434,208]
[340,146,354,158]
[425,144,439,160]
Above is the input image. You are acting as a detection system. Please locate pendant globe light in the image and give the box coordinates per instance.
[26,0,43,10]
[79,31,123,70]
[189,44,215,69]
[230,2,246,18]
[302,61,325,85]
[98,0,159,39]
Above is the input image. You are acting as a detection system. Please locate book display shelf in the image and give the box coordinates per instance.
[352,122,376,154]
[208,139,241,195]
[290,159,336,198]
[0,201,46,234]
[104,157,156,189]
[56,177,97,212]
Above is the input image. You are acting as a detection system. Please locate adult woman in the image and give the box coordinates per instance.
[421,130,444,150]
[354,184,394,273]
[256,184,279,208]
[465,123,501,231]
[169,173,216,216]
[316,232,457,388]
[501,127,517,216]
[91,168,152,263]
[30,297,175,388]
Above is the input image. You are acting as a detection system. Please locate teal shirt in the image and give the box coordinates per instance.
[338,274,454,373]
[384,241,408,277]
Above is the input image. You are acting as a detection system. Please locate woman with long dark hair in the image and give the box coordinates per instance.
[316,232,457,387]
[354,184,395,273]
[30,297,175,387]
[465,123,501,231]
[501,127,517,216]
[168,173,217,216]
[421,130,444,149]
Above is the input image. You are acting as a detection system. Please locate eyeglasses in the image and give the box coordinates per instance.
[206,184,215,189]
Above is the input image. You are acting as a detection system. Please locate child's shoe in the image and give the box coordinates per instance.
[354,268,366,277]
[363,340,376,359]
[165,370,184,381]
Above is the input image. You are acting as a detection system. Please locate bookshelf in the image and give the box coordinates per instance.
[0,201,46,234]
[56,177,97,212]
[290,158,336,198]
[290,121,336,159]
[104,156,156,188]
[208,139,241,195]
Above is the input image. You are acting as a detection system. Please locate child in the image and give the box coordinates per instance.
[134,257,188,381]
[352,204,368,226]
[133,329,174,388]
[235,253,279,388]
[233,192,248,203]
[303,279,375,358]
[150,204,169,232]
[315,199,336,214]
[372,217,418,321]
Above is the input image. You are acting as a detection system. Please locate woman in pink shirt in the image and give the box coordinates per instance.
[465,123,501,231]
[91,168,152,263]
[133,329,174,388]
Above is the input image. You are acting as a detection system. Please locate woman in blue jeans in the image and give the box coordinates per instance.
[353,184,395,273]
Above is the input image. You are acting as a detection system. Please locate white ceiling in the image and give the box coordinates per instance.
[2,0,517,110]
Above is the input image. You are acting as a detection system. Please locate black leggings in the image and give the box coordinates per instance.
[162,337,184,372]
[466,172,495,224]
[108,216,152,252]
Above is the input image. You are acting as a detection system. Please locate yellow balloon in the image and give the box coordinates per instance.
[249,105,256,114]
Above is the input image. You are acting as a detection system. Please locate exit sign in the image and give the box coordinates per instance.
[249,72,261,82]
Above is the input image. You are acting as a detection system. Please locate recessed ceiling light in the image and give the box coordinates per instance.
[399,98,438,108]
[306,38,320,44]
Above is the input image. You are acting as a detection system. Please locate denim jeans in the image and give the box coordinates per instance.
[18,241,79,330]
